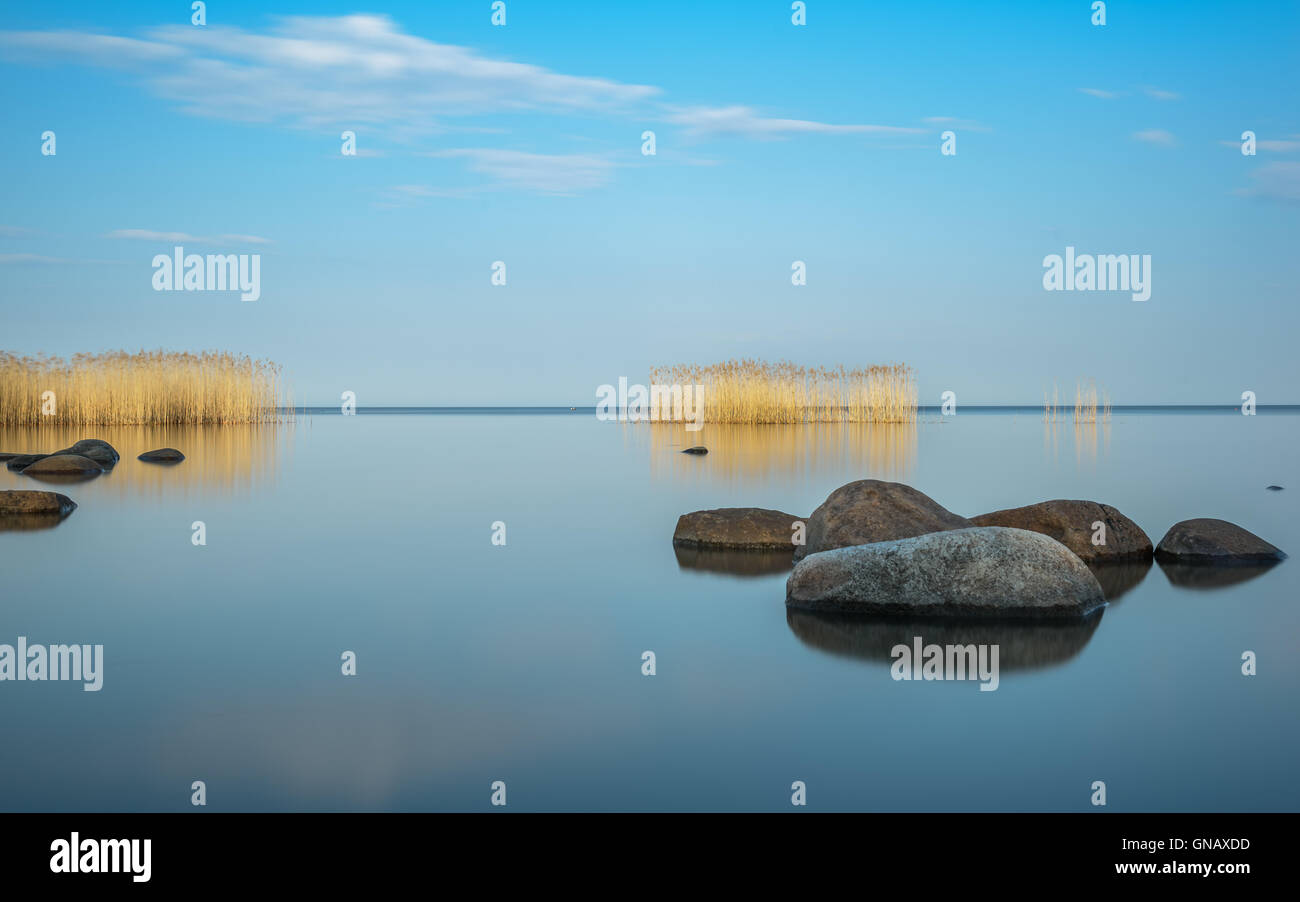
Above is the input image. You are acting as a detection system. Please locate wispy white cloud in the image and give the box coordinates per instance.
[1239,161,1300,203]
[105,229,272,245]
[0,15,658,132]
[665,105,922,139]
[0,225,35,237]
[1079,88,1120,99]
[1133,128,1177,146]
[1219,136,1300,152]
[1143,86,1181,101]
[425,149,615,195]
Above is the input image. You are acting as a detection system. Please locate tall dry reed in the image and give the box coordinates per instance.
[0,350,289,425]
[650,360,916,424]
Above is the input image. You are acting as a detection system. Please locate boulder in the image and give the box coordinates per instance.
[57,439,119,467]
[786,526,1105,618]
[794,480,971,561]
[0,490,77,517]
[20,454,103,478]
[970,499,1152,563]
[1155,518,1286,564]
[673,507,803,550]
[138,448,185,463]
[6,454,49,472]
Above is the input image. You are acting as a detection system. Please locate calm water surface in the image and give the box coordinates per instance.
[1,409,1296,811]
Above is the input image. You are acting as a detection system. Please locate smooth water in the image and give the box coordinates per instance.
[1,410,1295,811]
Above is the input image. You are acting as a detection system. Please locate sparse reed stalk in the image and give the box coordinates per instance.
[0,350,290,426]
[650,359,916,424]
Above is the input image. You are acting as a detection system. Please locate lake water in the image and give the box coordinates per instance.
[1,408,1295,811]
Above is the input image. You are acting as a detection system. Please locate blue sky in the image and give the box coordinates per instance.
[1,0,1297,404]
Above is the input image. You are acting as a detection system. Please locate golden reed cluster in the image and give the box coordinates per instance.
[0,350,289,426]
[650,360,916,424]
[1043,380,1112,425]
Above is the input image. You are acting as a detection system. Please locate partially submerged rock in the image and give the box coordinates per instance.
[786,526,1105,618]
[6,454,49,472]
[681,446,708,455]
[794,479,971,561]
[20,454,103,480]
[0,490,77,517]
[58,439,119,467]
[673,507,803,550]
[5,439,120,472]
[1155,518,1286,564]
[970,499,1152,563]
[0,490,77,531]
[138,448,185,463]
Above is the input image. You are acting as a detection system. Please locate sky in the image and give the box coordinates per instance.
[1,0,1297,405]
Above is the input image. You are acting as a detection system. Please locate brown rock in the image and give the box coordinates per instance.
[0,490,77,517]
[970,499,1152,563]
[673,507,803,550]
[1155,518,1285,564]
[794,480,971,561]
[20,454,103,476]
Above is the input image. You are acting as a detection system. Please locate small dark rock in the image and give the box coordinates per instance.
[138,448,185,463]
[1266,485,1284,491]
[0,490,77,517]
[681,446,708,455]
[1155,518,1286,564]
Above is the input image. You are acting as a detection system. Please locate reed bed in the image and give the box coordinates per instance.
[1043,380,1111,425]
[0,350,289,425]
[649,360,916,424]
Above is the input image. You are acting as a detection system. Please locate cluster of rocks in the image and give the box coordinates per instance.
[1,438,186,531]
[672,480,1285,618]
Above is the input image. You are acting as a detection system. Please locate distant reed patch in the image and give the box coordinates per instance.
[650,360,916,424]
[1043,380,1112,425]
[0,351,289,426]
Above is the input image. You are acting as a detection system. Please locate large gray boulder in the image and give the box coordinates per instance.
[971,499,1152,563]
[793,480,971,561]
[673,507,803,550]
[1155,518,1285,564]
[786,526,1105,618]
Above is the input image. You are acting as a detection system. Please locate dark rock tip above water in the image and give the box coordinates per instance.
[138,448,186,463]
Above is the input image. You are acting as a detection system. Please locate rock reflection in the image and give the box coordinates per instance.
[0,424,286,496]
[1158,559,1283,590]
[786,608,1104,671]
[646,422,916,484]
[1087,558,1152,603]
[674,544,794,577]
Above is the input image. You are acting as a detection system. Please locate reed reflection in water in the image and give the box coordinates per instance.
[0,424,287,497]
[644,421,917,485]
